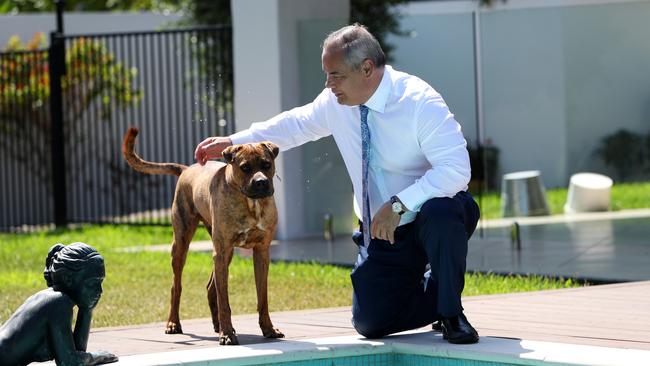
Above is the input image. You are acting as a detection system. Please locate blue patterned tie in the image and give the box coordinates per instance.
[360,105,371,247]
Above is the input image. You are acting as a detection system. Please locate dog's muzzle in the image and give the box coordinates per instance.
[244,177,274,199]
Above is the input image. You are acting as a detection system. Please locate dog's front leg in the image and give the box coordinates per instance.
[213,245,238,345]
[166,218,197,334]
[253,246,284,339]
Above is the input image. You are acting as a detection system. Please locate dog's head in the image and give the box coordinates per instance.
[222,142,279,199]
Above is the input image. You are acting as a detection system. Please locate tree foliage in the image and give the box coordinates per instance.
[349,0,409,62]
[0,0,178,13]
[174,0,230,26]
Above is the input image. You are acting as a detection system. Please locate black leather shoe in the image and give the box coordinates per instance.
[440,313,479,344]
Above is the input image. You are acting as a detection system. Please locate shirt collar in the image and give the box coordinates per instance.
[362,65,392,114]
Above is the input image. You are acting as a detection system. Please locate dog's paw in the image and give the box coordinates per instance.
[219,331,239,345]
[165,322,183,334]
[263,327,285,339]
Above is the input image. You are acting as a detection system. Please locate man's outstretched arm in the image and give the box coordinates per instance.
[195,88,333,165]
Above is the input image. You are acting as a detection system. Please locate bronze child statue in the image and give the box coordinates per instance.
[0,243,118,366]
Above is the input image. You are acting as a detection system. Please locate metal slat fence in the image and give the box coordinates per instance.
[0,49,54,229]
[0,26,233,231]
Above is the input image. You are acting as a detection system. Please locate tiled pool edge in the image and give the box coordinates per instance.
[40,329,650,366]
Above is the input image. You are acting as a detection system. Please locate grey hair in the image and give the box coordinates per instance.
[44,242,104,289]
[323,24,386,70]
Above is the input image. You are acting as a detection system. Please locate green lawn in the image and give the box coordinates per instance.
[1,224,581,328]
[473,181,650,220]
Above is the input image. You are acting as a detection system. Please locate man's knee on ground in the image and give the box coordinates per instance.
[352,312,391,339]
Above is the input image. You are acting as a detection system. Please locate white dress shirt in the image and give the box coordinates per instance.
[230,65,471,226]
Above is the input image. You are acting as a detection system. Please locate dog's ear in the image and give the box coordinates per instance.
[261,142,280,159]
[222,145,241,164]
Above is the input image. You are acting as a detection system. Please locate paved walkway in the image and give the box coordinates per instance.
[80,281,650,358]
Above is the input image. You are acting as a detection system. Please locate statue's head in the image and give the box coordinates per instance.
[44,242,105,309]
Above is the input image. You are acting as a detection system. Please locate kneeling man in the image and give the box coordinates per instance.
[195,24,481,344]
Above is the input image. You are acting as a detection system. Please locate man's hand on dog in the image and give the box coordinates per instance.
[195,136,233,165]
[371,201,401,244]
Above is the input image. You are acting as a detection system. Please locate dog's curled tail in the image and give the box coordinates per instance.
[122,127,187,177]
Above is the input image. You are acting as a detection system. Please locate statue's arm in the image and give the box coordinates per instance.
[73,307,92,351]
[48,308,117,365]
[73,308,118,365]
[47,305,84,366]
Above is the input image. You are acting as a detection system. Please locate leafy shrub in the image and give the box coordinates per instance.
[594,129,648,182]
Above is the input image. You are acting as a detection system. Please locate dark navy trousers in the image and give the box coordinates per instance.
[350,190,480,338]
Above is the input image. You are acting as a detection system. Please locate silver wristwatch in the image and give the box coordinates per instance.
[390,195,406,215]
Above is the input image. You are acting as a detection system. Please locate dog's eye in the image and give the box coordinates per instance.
[240,164,251,173]
[262,161,272,170]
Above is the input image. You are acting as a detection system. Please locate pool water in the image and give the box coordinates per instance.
[251,353,523,366]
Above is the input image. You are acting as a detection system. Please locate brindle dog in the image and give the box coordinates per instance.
[122,127,283,345]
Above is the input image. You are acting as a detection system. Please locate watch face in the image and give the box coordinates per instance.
[392,202,402,213]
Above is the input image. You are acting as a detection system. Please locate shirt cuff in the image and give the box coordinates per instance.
[397,182,436,213]
[229,129,256,145]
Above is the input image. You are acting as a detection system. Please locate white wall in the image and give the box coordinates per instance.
[384,0,650,188]
[232,0,350,240]
[297,20,353,237]
[480,5,568,187]
[563,1,650,176]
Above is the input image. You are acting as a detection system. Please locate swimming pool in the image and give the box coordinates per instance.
[255,352,523,366]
